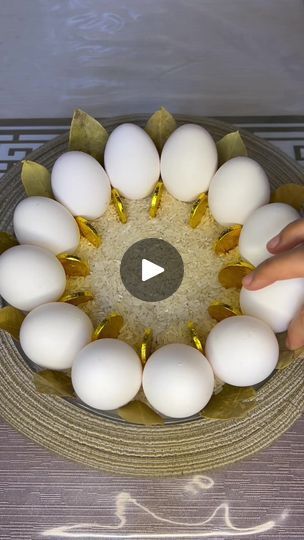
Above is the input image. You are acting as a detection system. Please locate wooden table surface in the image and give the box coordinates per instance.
[0,117,303,540]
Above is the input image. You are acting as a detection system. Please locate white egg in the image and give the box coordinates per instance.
[71,339,142,410]
[208,157,270,226]
[51,151,111,219]
[160,124,218,202]
[205,316,279,386]
[104,123,160,199]
[239,203,299,266]
[13,196,80,255]
[142,344,214,418]
[240,278,304,333]
[20,302,93,370]
[0,245,66,311]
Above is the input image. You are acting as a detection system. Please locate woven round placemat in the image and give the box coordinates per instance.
[0,115,303,477]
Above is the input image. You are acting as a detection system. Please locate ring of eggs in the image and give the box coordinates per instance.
[1,121,301,419]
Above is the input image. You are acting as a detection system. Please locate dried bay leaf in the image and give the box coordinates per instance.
[214,225,242,255]
[21,160,53,198]
[208,302,240,322]
[216,130,247,167]
[201,384,256,420]
[33,370,75,397]
[76,216,102,247]
[69,108,108,163]
[149,179,164,218]
[145,107,177,152]
[0,306,25,340]
[118,400,164,425]
[140,328,153,365]
[0,232,18,254]
[271,183,304,211]
[93,313,124,340]
[276,332,304,370]
[59,290,94,306]
[57,253,90,277]
[111,188,128,224]
[218,261,255,289]
[189,193,208,228]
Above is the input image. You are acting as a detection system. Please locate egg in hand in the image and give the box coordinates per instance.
[239,203,299,266]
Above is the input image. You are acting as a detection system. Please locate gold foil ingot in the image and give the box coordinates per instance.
[188,321,204,353]
[149,179,164,218]
[92,312,124,340]
[76,216,101,248]
[189,193,208,228]
[111,188,128,224]
[218,261,255,289]
[140,328,153,365]
[59,290,94,306]
[214,225,242,255]
[57,253,90,277]
[208,302,240,322]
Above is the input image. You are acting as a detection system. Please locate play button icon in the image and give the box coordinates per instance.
[120,238,184,302]
[142,259,164,282]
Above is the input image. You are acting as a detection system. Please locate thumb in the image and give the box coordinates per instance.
[287,307,304,350]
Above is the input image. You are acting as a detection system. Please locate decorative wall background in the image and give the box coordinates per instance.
[0,0,303,118]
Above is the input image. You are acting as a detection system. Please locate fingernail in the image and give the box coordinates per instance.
[242,273,254,287]
[267,234,280,250]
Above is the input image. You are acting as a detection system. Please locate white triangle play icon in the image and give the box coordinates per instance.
[142,258,165,282]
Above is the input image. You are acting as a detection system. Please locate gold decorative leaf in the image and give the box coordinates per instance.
[21,160,53,198]
[216,130,247,167]
[214,225,242,255]
[0,232,18,254]
[57,253,90,277]
[145,107,177,153]
[92,313,124,340]
[0,306,25,340]
[75,216,102,247]
[149,179,164,218]
[187,321,204,353]
[118,400,164,425]
[201,384,256,420]
[208,302,240,322]
[218,261,255,289]
[140,328,153,365]
[33,370,75,397]
[276,332,304,370]
[271,183,304,211]
[189,193,208,228]
[68,108,108,164]
[59,290,94,306]
[111,188,128,224]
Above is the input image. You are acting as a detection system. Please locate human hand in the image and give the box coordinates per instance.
[242,219,304,350]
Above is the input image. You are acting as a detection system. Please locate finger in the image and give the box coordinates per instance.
[287,308,304,350]
[267,219,304,253]
[242,247,304,290]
